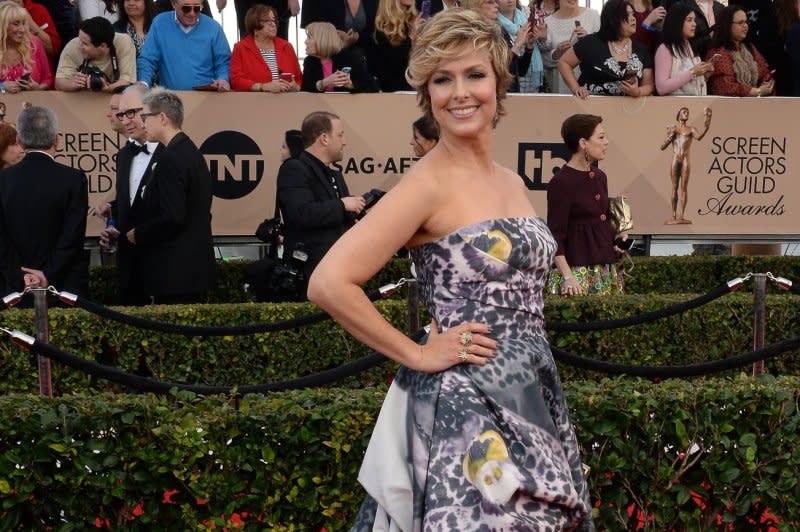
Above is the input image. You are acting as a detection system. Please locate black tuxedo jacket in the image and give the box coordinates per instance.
[276,152,354,279]
[0,152,88,295]
[132,132,216,299]
[111,141,165,303]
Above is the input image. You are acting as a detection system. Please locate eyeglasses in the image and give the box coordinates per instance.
[115,107,143,120]
[259,19,277,26]
[732,20,749,26]
[180,4,202,13]
[139,111,159,120]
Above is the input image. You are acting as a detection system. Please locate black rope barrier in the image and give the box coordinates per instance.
[9,329,426,395]
[545,283,734,331]
[551,335,800,378]
[70,289,387,336]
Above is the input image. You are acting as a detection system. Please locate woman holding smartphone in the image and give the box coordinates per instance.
[301,21,375,92]
[230,5,302,92]
[706,5,774,97]
[541,0,599,94]
[0,2,52,92]
[558,0,653,98]
[654,2,713,95]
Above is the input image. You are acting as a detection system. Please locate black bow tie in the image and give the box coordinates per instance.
[128,142,149,155]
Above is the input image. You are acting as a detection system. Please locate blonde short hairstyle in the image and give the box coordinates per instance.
[406,9,511,126]
[305,22,343,58]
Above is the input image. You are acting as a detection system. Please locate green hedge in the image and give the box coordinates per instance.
[2,292,800,395]
[87,258,415,305]
[0,301,407,396]
[1,377,798,530]
[85,255,800,303]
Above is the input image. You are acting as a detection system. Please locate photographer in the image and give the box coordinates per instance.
[55,17,136,92]
[277,111,365,294]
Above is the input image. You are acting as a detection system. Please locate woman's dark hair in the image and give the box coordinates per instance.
[412,115,439,142]
[561,114,603,154]
[535,0,559,12]
[710,5,751,52]
[0,123,19,170]
[284,129,303,159]
[245,4,278,36]
[116,0,156,32]
[597,0,633,42]
[661,2,697,59]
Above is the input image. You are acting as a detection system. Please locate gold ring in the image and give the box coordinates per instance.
[458,349,468,363]
[459,331,472,347]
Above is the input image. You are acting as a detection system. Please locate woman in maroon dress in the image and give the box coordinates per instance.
[546,114,628,296]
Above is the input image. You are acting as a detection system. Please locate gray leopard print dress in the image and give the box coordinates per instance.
[352,217,594,531]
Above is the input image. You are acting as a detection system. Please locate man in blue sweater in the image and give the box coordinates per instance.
[137,0,231,91]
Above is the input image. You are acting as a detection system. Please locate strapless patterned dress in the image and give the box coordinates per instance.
[352,217,594,531]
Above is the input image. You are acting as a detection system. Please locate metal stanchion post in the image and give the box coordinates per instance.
[752,273,766,376]
[407,280,419,336]
[33,289,52,397]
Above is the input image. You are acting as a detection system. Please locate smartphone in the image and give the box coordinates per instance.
[20,70,32,82]
[614,237,635,251]
[279,72,294,83]
[340,66,352,74]
[574,20,581,27]
[622,67,638,82]
[421,0,431,19]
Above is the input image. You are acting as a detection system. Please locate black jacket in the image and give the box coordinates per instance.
[276,151,355,279]
[0,152,88,296]
[131,132,216,299]
[111,141,164,304]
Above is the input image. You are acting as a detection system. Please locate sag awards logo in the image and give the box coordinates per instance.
[659,106,785,223]
[54,131,121,194]
[200,130,264,200]
[516,142,571,190]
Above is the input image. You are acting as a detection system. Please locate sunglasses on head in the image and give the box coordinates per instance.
[180,4,202,13]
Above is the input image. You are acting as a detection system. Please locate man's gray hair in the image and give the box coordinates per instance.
[123,84,149,99]
[142,88,184,128]
[17,106,58,149]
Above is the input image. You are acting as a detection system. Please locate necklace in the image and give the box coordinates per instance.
[610,38,631,55]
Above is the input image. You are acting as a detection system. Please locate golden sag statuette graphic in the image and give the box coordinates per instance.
[660,107,712,225]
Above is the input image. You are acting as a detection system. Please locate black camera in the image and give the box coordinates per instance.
[356,188,386,219]
[362,188,386,209]
[79,63,108,92]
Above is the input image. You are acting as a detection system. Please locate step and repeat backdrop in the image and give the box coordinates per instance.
[0,92,794,237]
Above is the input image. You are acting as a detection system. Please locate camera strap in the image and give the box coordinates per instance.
[108,43,120,82]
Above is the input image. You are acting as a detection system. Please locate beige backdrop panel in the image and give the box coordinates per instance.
[1,92,795,237]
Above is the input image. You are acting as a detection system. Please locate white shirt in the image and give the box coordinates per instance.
[128,141,159,205]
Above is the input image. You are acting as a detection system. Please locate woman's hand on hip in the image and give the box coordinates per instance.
[415,320,497,373]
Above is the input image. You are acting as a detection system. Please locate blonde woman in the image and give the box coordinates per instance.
[373,0,418,91]
[0,1,52,91]
[301,21,375,92]
[309,8,593,529]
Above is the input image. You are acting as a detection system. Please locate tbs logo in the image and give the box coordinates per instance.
[516,143,570,191]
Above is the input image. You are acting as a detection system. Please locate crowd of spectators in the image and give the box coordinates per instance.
[0,0,796,95]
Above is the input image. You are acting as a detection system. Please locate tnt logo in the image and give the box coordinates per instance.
[517,143,570,190]
[200,131,264,200]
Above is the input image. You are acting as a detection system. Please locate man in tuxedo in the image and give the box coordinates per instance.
[128,88,216,304]
[0,106,88,296]
[277,111,365,287]
[96,85,164,304]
